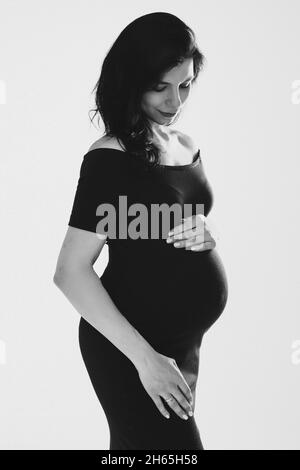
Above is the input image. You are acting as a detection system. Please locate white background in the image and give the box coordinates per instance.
[0,0,299,450]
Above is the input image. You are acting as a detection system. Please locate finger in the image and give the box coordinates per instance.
[168,215,198,237]
[169,359,193,406]
[184,233,207,247]
[177,383,194,407]
[172,388,194,417]
[172,230,197,241]
[178,226,205,241]
[187,240,216,251]
[184,214,206,233]
[162,394,190,421]
[172,232,208,248]
[181,215,201,234]
[153,396,170,419]
[170,215,205,239]
[168,223,182,237]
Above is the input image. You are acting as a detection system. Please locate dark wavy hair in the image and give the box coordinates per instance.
[89,12,206,171]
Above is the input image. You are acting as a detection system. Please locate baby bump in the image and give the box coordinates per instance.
[156,247,229,333]
[104,246,228,338]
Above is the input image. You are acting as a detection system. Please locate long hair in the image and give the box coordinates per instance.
[89,12,206,171]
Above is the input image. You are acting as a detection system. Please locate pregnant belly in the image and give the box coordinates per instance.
[102,243,228,342]
[156,247,228,334]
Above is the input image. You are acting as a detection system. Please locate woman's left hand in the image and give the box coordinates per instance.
[165,214,217,252]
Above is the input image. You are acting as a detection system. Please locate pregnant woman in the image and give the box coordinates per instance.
[53,12,228,450]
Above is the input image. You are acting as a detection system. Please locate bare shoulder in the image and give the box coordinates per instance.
[87,131,198,157]
[88,135,126,153]
[174,130,199,154]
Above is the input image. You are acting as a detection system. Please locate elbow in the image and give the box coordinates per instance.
[53,273,61,285]
[53,264,68,286]
[53,263,91,286]
[53,273,63,287]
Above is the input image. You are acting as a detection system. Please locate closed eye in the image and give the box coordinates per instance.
[152,83,192,93]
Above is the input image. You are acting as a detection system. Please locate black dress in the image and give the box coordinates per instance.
[68,147,228,450]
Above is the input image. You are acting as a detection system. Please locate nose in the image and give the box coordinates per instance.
[165,87,182,110]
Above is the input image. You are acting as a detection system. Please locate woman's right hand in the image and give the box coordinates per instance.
[136,351,194,420]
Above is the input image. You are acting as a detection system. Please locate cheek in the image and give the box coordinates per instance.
[142,93,162,110]
[151,99,162,110]
[182,88,192,101]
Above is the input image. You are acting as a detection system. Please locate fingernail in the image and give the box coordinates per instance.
[183,414,188,420]
[174,242,180,247]
[188,411,193,416]
[191,246,200,251]
[166,238,172,243]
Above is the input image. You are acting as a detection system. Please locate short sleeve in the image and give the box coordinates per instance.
[68,151,120,238]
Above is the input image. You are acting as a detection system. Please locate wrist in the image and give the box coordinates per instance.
[131,343,157,371]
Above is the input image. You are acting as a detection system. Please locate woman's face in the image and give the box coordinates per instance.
[141,57,194,126]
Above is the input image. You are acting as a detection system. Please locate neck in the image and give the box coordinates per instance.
[151,121,171,143]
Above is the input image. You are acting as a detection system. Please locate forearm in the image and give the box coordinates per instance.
[53,266,157,370]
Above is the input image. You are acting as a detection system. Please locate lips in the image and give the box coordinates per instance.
[159,110,177,117]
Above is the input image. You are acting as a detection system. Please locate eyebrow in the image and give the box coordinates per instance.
[158,75,194,85]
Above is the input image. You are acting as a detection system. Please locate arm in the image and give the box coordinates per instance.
[53,227,156,372]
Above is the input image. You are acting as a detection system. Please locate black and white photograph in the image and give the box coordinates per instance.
[1,0,299,453]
